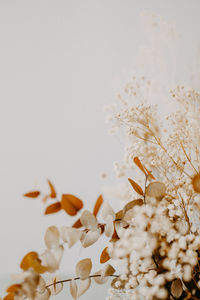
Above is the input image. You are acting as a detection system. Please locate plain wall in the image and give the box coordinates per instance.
[0,0,200,284]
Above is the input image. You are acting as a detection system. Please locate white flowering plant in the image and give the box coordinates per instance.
[2,78,200,300]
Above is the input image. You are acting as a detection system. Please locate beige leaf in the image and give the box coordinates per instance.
[44,226,60,249]
[36,276,46,294]
[52,245,64,266]
[80,210,98,230]
[34,288,51,300]
[47,277,63,296]
[77,278,91,297]
[111,278,126,289]
[70,280,78,300]
[114,220,128,238]
[146,181,166,200]
[60,227,82,248]
[102,203,115,222]
[93,271,108,284]
[104,215,114,238]
[81,229,101,248]
[76,258,92,280]
[171,279,183,298]
[41,250,58,273]
[123,199,143,214]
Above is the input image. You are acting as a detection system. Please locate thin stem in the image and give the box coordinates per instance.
[143,175,148,204]
[46,274,119,289]
[178,192,191,233]
[180,142,198,174]
[152,135,192,179]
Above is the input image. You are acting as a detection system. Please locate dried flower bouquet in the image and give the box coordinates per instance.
[2,80,200,300]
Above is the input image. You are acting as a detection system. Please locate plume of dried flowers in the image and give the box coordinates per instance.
[3,80,200,300]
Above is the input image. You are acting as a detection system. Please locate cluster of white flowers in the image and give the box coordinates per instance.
[103,76,200,299]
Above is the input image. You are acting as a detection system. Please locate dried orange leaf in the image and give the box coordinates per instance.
[45,202,61,215]
[20,251,47,274]
[24,191,40,198]
[47,179,56,198]
[128,178,144,196]
[76,258,92,280]
[6,284,21,293]
[61,194,83,216]
[72,218,82,229]
[143,166,155,180]
[3,294,15,300]
[29,259,47,274]
[133,157,147,175]
[93,195,103,217]
[192,173,200,193]
[111,227,120,241]
[20,251,39,270]
[100,247,110,264]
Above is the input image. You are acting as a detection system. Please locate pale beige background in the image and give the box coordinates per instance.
[0,0,200,297]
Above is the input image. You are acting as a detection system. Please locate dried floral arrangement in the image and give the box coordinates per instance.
[2,79,200,300]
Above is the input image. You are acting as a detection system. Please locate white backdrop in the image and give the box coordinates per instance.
[0,0,200,289]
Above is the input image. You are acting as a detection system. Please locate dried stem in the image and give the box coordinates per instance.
[46,274,119,289]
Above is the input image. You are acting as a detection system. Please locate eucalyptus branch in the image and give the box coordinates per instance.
[46,274,119,288]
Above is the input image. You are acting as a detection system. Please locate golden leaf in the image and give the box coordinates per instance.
[93,195,103,217]
[6,284,21,293]
[133,157,155,179]
[24,191,40,198]
[143,166,155,180]
[72,218,82,228]
[61,194,83,216]
[171,279,183,298]
[20,251,47,274]
[29,259,47,274]
[192,173,200,193]
[133,157,147,175]
[20,251,39,270]
[100,247,110,264]
[47,179,57,198]
[3,294,15,300]
[45,202,61,215]
[128,178,144,196]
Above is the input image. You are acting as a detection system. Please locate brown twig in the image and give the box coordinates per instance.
[46,274,119,289]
